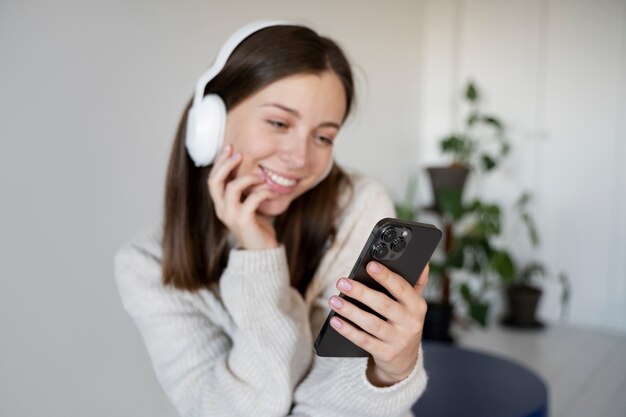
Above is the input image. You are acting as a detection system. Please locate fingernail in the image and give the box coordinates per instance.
[329,296,343,309]
[330,317,343,329]
[222,144,231,154]
[369,261,382,274]
[231,152,241,160]
[338,278,352,291]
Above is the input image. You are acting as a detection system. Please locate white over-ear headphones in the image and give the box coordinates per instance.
[185,20,335,184]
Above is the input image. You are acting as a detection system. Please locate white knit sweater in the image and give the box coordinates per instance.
[115,174,427,417]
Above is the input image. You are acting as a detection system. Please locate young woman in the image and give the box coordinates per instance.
[115,22,429,417]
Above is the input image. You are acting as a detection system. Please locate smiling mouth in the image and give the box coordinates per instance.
[259,166,300,194]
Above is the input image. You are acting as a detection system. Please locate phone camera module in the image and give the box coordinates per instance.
[382,228,397,243]
[372,243,389,259]
[391,237,407,253]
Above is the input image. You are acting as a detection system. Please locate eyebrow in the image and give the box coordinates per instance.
[261,103,341,129]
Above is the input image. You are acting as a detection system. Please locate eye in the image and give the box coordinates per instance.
[313,129,336,146]
[314,135,334,146]
[267,119,288,129]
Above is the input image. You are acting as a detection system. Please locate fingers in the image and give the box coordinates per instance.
[335,278,406,324]
[329,314,389,356]
[328,295,395,342]
[207,145,241,202]
[365,261,416,307]
[210,174,261,220]
[330,262,429,381]
[240,187,276,218]
[335,261,429,325]
[223,174,265,208]
[203,145,279,249]
[208,145,271,221]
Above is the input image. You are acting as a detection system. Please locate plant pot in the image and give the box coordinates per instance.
[426,166,470,214]
[423,301,454,343]
[502,285,544,329]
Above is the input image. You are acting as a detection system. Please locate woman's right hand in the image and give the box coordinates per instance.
[207,145,279,250]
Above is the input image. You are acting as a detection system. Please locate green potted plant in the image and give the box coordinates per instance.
[411,81,569,339]
[427,80,510,213]
[432,190,570,330]
[433,191,514,327]
[499,194,571,328]
[501,262,570,328]
[420,80,511,340]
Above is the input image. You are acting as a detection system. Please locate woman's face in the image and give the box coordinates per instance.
[223,71,347,216]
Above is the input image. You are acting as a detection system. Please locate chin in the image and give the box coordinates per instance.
[257,197,293,216]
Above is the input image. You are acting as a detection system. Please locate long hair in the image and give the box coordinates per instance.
[162,25,355,294]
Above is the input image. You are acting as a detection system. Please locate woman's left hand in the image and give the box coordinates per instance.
[328,261,429,387]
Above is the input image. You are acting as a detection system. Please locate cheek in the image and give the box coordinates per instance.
[304,150,332,180]
[228,134,277,176]
[225,114,272,154]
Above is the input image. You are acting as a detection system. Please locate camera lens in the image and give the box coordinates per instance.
[372,243,389,259]
[391,237,406,253]
[382,228,397,243]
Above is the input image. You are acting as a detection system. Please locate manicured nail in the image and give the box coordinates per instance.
[231,152,241,160]
[330,317,343,329]
[369,261,382,273]
[222,144,231,154]
[338,278,352,291]
[330,296,343,309]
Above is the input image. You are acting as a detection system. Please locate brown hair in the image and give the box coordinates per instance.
[162,25,355,294]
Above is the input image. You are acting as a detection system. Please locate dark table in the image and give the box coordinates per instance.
[411,342,548,417]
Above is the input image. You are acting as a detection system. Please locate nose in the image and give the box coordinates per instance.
[279,134,307,169]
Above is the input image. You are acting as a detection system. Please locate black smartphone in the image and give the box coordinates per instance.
[313,218,442,357]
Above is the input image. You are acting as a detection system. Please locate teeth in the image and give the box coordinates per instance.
[266,169,297,187]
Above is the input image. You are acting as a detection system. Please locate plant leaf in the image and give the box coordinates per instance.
[490,250,515,282]
[467,112,479,127]
[559,272,571,321]
[395,205,415,221]
[460,281,489,326]
[440,134,473,165]
[481,154,497,171]
[521,212,540,247]
[429,262,445,277]
[447,242,465,268]
[470,251,483,274]
[460,283,472,302]
[438,189,464,220]
[469,301,489,327]
[518,262,546,285]
[482,115,503,130]
[440,135,463,152]
[470,200,501,236]
[466,81,478,102]
[516,192,532,207]
[501,141,511,156]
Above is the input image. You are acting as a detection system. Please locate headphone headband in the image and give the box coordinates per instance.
[186,19,336,183]
[193,20,292,109]
[186,20,295,167]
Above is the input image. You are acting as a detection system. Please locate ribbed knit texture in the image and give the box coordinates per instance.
[115,174,427,417]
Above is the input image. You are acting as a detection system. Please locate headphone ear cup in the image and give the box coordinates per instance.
[185,94,227,167]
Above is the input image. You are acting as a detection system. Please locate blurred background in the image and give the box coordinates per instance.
[1,0,624,416]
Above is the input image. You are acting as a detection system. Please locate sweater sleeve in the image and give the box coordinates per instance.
[115,231,312,417]
[291,176,428,417]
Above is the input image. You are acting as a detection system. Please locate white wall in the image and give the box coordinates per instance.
[418,0,626,333]
[0,1,423,416]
